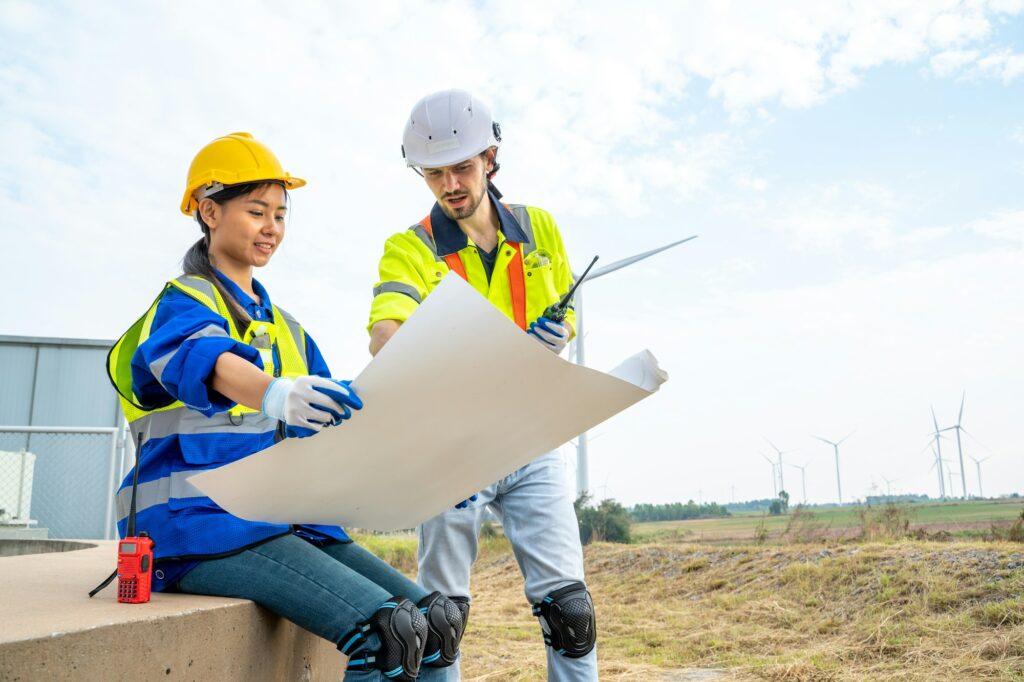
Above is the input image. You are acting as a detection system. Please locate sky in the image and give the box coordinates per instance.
[1,0,1021,507]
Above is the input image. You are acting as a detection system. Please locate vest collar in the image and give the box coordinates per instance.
[429,188,528,257]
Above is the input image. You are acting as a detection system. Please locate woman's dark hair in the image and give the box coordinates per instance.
[182,181,288,335]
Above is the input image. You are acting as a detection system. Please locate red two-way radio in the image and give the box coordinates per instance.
[89,431,154,603]
[117,533,154,603]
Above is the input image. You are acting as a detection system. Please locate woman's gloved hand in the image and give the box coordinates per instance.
[261,375,363,432]
[528,316,570,355]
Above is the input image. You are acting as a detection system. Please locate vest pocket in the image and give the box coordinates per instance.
[523,250,560,318]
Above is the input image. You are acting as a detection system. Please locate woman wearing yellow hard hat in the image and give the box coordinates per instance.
[106,132,460,680]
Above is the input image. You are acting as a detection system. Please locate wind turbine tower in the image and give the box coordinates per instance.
[814,432,853,505]
[570,235,698,495]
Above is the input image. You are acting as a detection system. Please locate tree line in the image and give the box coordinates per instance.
[629,500,731,522]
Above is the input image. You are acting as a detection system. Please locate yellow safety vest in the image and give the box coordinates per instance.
[368,203,577,334]
[108,274,308,433]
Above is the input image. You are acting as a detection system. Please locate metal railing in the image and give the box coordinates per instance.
[0,426,127,540]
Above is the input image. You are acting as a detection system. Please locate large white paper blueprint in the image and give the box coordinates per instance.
[190,275,668,531]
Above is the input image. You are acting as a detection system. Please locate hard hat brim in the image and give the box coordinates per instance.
[180,175,306,216]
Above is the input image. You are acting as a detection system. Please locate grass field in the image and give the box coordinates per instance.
[632,498,1024,544]
[352,499,1024,680]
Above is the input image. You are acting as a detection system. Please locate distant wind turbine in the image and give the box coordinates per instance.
[814,431,854,505]
[765,439,791,493]
[969,454,992,499]
[880,475,898,498]
[939,391,970,499]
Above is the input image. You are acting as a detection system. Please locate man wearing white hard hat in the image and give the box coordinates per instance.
[366,89,598,681]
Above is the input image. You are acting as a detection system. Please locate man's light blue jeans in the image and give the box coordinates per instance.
[177,534,446,681]
[417,449,598,681]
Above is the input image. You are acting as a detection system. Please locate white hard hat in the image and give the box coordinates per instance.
[402,89,501,169]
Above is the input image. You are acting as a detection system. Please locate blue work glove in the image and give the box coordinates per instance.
[528,317,570,355]
[455,494,479,510]
[262,376,363,433]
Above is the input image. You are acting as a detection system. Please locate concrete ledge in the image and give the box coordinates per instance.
[0,541,344,681]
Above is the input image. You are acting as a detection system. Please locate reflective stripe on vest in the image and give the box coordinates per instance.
[419,214,529,331]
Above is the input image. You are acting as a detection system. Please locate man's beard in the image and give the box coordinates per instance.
[440,185,487,220]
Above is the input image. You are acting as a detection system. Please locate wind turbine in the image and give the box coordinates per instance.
[789,461,810,504]
[761,453,778,498]
[814,431,853,505]
[969,455,992,499]
[881,475,897,499]
[939,391,969,499]
[765,439,790,493]
[570,235,698,495]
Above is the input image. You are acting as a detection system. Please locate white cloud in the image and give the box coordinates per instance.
[765,182,903,251]
[966,209,1024,243]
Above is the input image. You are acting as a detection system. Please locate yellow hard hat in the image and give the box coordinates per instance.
[180,132,306,215]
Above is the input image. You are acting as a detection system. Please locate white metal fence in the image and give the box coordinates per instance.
[0,426,127,540]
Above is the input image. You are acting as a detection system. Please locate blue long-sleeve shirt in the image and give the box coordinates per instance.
[124,270,347,590]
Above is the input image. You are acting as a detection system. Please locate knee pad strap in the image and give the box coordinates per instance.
[340,596,427,681]
[532,582,596,658]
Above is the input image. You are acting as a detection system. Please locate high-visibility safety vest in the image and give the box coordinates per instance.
[368,202,577,334]
[107,274,347,569]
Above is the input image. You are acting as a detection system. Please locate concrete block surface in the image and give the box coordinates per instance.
[0,541,344,681]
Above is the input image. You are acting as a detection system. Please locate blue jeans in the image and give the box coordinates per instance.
[177,534,446,681]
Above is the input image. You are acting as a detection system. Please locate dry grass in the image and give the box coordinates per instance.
[453,539,1024,681]
[348,528,1024,680]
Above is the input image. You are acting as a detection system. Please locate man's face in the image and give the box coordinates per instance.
[423,153,491,221]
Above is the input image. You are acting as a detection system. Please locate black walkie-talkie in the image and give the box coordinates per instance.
[542,256,599,323]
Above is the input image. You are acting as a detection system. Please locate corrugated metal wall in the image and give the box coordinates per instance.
[0,336,124,539]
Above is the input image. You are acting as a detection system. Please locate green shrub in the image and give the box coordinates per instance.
[575,493,632,544]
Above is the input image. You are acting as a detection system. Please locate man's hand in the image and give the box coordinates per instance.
[528,316,570,355]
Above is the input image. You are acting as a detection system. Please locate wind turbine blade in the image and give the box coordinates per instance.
[813,435,835,446]
[958,391,966,425]
[765,438,781,454]
[931,405,940,433]
[587,236,698,280]
[839,430,855,445]
[960,427,993,453]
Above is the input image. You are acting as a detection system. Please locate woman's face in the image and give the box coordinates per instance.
[202,183,287,272]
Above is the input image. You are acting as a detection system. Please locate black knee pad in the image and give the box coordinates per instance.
[417,592,469,667]
[339,596,428,681]
[532,582,596,658]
